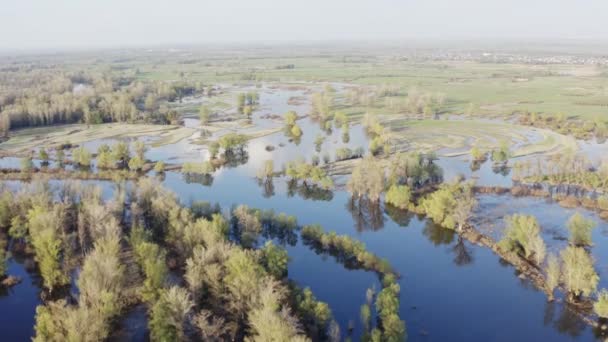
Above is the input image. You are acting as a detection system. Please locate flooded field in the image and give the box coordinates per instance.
[1,83,607,341]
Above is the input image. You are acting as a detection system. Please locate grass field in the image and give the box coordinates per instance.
[0,123,195,155]
[384,119,577,157]
[127,55,608,121]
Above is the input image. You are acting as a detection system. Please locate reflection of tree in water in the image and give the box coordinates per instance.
[346,197,384,232]
[470,160,482,172]
[422,220,455,246]
[384,203,413,227]
[257,178,275,198]
[183,173,214,186]
[260,218,298,247]
[222,151,249,168]
[286,179,333,201]
[492,165,510,176]
[452,236,473,266]
[543,301,588,338]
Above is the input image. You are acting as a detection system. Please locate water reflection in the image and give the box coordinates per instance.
[422,220,455,246]
[452,236,474,266]
[287,180,333,201]
[346,198,384,232]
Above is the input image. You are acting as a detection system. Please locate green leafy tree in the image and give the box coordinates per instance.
[567,212,596,247]
[290,124,303,137]
[385,184,411,210]
[128,156,145,171]
[199,105,210,124]
[594,289,608,318]
[498,214,546,264]
[154,161,165,173]
[285,110,297,126]
[73,146,92,167]
[21,157,34,172]
[262,241,290,279]
[561,246,599,299]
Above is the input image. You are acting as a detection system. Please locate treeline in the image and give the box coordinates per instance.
[0,70,203,135]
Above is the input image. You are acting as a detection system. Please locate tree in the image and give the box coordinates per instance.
[594,289,608,318]
[291,124,303,137]
[285,110,297,126]
[385,185,411,210]
[73,146,92,167]
[199,105,210,124]
[470,146,485,161]
[128,156,145,171]
[39,148,49,163]
[21,157,34,172]
[150,286,194,341]
[546,253,560,299]
[262,241,290,279]
[111,142,130,167]
[452,185,477,232]
[561,246,599,299]
[498,214,546,264]
[246,280,308,342]
[96,150,113,169]
[567,212,596,247]
[133,140,146,160]
[55,148,65,165]
[256,160,274,180]
[491,141,510,165]
[154,161,165,174]
[347,156,385,203]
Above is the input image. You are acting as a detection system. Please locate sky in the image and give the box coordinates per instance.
[1,0,607,50]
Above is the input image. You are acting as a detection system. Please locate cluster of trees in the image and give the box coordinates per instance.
[0,70,201,136]
[348,156,386,203]
[494,211,603,308]
[518,111,608,140]
[97,140,147,171]
[236,92,259,117]
[182,161,214,175]
[285,158,334,190]
[491,141,510,166]
[301,225,406,341]
[403,87,446,117]
[512,153,608,191]
[387,152,443,190]
[335,147,364,162]
[419,181,477,232]
[0,176,349,341]
[347,153,444,213]
[362,113,390,156]
[311,86,335,123]
[284,110,303,138]
[380,87,445,117]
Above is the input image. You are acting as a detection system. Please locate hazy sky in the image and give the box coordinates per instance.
[1,0,607,50]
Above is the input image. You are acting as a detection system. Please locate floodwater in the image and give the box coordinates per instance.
[0,84,605,341]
